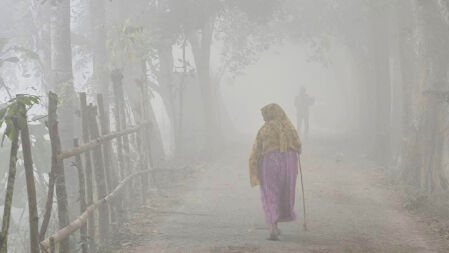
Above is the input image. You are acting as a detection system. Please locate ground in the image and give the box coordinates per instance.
[115,137,449,253]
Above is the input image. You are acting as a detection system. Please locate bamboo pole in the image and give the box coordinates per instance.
[116,74,133,206]
[57,124,146,160]
[87,104,110,243]
[138,82,150,204]
[112,70,128,219]
[97,94,117,223]
[39,170,56,241]
[74,138,88,253]
[79,92,95,252]
[0,127,20,252]
[20,104,40,253]
[40,168,167,251]
[48,92,70,253]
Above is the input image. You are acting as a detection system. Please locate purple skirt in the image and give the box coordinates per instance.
[259,150,298,225]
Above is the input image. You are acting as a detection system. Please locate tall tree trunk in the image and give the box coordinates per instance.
[367,4,392,163]
[189,17,222,150]
[155,43,177,153]
[50,0,76,148]
[405,0,449,192]
[89,0,110,107]
[140,61,165,162]
[50,0,78,225]
[0,129,19,252]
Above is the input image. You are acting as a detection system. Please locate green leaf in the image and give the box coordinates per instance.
[0,107,6,120]
[17,116,27,130]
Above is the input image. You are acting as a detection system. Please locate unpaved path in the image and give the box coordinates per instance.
[117,139,449,252]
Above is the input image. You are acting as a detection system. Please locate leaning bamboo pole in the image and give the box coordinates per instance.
[57,123,148,161]
[40,168,162,251]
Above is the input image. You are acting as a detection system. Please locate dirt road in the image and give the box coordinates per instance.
[117,139,449,252]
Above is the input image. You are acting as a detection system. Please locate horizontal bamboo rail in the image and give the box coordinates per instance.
[56,122,150,161]
[39,167,172,252]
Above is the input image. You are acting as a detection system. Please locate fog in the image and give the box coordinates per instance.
[223,44,347,136]
[1,0,449,252]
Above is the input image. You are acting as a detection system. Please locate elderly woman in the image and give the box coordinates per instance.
[249,103,302,240]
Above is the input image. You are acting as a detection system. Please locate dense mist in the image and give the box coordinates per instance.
[1,0,449,252]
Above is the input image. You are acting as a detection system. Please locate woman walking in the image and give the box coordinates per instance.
[249,103,302,240]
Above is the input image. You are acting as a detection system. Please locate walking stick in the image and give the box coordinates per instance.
[298,157,308,231]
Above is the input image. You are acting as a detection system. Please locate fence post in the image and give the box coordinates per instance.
[138,82,151,203]
[48,92,70,253]
[111,70,130,217]
[49,237,55,253]
[97,94,117,224]
[79,92,96,252]
[0,122,20,252]
[74,138,88,253]
[20,109,40,253]
[87,104,110,244]
[116,76,133,204]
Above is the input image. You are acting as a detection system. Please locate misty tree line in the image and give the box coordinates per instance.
[288,0,449,194]
[0,0,287,252]
[1,0,449,252]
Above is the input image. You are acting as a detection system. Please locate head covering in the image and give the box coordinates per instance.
[248,104,302,187]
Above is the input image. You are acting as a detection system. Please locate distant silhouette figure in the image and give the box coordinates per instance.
[294,87,314,138]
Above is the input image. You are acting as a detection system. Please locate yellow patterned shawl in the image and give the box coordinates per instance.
[248,104,302,187]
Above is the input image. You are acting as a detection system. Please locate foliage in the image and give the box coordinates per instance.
[215,3,285,80]
[0,94,40,145]
[106,20,158,69]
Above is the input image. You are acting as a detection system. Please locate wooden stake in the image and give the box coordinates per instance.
[79,92,96,252]
[298,158,308,231]
[20,101,41,253]
[112,70,129,218]
[40,168,171,251]
[97,94,117,223]
[48,92,70,253]
[0,126,19,252]
[87,104,110,243]
[74,138,88,253]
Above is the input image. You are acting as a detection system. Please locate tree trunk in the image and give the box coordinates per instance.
[368,6,392,164]
[404,0,449,192]
[50,0,76,148]
[89,0,110,107]
[189,17,222,150]
[154,43,178,156]
[0,129,20,252]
